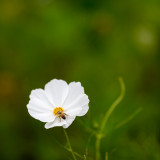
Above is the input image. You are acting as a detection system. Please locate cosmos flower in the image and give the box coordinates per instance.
[27,79,89,129]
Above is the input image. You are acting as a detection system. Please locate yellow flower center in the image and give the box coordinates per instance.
[53,107,64,115]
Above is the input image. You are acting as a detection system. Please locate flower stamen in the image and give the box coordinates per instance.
[53,107,64,115]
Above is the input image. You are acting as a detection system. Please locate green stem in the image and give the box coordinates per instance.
[105,152,108,160]
[65,147,83,159]
[95,134,101,160]
[85,132,95,158]
[95,77,125,160]
[115,107,142,129]
[63,129,77,160]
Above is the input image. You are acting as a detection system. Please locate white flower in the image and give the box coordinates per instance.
[27,79,89,129]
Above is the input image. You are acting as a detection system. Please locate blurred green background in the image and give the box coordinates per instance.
[0,0,160,160]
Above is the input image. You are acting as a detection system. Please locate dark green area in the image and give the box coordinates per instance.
[0,0,160,159]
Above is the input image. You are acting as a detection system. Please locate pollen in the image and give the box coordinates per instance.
[53,107,64,115]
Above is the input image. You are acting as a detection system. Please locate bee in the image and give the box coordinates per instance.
[57,111,68,121]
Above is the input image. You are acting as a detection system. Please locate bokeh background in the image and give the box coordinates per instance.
[0,0,160,160]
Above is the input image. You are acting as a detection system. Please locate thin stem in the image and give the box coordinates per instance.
[95,77,125,160]
[95,134,101,160]
[77,118,96,134]
[105,152,108,160]
[115,107,142,129]
[65,147,83,159]
[85,132,95,158]
[100,77,125,133]
[63,128,77,160]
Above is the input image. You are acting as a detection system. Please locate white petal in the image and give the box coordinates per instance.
[28,110,55,122]
[45,79,69,107]
[77,105,89,116]
[63,116,76,128]
[45,118,67,129]
[27,89,55,122]
[27,101,51,113]
[63,82,84,107]
[29,89,53,111]
[64,94,89,111]
[65,107,82,116]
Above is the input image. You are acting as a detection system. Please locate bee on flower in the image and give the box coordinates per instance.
[27,79,89,129]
